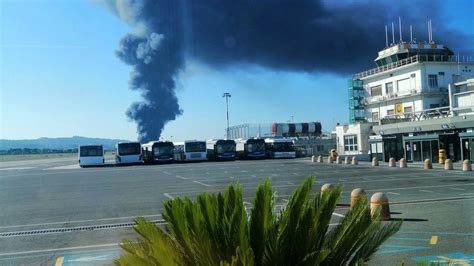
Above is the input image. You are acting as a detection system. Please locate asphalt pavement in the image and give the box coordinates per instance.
[0,157,473,265]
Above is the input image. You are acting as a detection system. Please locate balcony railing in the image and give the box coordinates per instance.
[353,54,474,79]
[377,106,451,125]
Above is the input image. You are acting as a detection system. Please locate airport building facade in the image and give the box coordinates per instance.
[336,40,474,162]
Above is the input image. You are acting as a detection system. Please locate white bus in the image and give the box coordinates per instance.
[173,140,207,162]
[142,141,174,164]
[206,139,236,161]
[115,142,143,165]
[78,145,104,167]
[264,138,296,159]
[235,138,266,160]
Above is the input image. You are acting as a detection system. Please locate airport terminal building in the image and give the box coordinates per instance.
[336,39,474,162]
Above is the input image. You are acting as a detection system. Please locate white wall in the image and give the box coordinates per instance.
[335,122,372,156]
[361,61,474,121]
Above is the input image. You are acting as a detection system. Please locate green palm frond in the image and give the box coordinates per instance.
[116,177,402,266]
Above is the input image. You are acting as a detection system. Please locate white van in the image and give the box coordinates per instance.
[115,142,142,165]
[78,145,104,167]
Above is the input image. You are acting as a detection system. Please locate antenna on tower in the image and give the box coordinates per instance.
[410,25,413,42]
[385,25,388,47]
[428,19,433,43]
[399,17,402,42]
[391,22,395,45]
[430,19,434,43]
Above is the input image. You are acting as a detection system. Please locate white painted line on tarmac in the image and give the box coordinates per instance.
[387,192,400,195]
[419,190,434,193]
[332,212,345,218]
[251,175,257,178]
[293,173,298,176]
[449,187,465,191]
[176,175,188,180]
[163,193,174,200]
[0,243,119,257]
[193,180,211,187]
[0,167,36,171]
[459,192,474,196]
[43,164,80,170]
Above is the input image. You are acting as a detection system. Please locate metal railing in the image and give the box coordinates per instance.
[378,106,451,125]
[354,54,474,79]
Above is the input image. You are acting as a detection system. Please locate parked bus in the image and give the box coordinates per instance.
[173,140,207,162]
[264,138,296,159]
[235,138,266,160]
[78,145,104,167]
[141,141,174,164]
[206,139,236,161]
[115,142,143,165]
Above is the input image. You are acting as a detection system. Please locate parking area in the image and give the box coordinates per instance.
[0,158,473,265]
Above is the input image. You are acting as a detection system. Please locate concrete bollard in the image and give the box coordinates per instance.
[311,155,316,163]
[351,156,358,165]
[327,156,333,163]
[321,183,334,194]
[317,155,323,163]
[372,157,379,166]
[370,192,391,220]
[463,160,472,171]
[336,156,342,164]
[399,158,407,168]
[344,156,350,164]
[350,188,367,208]
[388,157,396,167]
[424,159,433,169]
[444,159,453,170]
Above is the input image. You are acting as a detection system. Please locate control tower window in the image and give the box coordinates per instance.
[428,74,438,89]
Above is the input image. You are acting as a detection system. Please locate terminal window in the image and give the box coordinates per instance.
[344,135,358,151]
[385,82,393,94]
[370,85,382,96]
[428,74,438,89]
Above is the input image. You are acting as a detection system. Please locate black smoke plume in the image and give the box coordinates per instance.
[105,0,473,142]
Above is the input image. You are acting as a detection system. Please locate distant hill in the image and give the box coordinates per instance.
[0,136,132,151]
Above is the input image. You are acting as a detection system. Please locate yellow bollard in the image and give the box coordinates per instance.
[372,157,379,166]
[444,159,453,170]
[388,157,396,167]
[463,160,472,171]
[350,188,367,208]
[370,192,391,220]
[424,159,433,169]
[399,158,407,168]
[439,149,446,164]
[351,156,358,165]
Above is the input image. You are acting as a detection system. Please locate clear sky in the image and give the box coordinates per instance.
[1,0,473,141]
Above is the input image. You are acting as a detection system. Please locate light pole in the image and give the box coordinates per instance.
[223,92,231,139]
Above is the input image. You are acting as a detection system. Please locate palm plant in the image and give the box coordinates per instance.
[116,177,401,265]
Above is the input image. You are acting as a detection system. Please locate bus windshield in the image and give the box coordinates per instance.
[80,146,103,157]
[247,142,265,152]
[154,145,174,156]
[217,143,235,153]
[186,142,206,152]
[118,143,141,155]
[272,143,295,152]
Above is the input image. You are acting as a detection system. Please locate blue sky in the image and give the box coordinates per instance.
[1,0,472,141]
